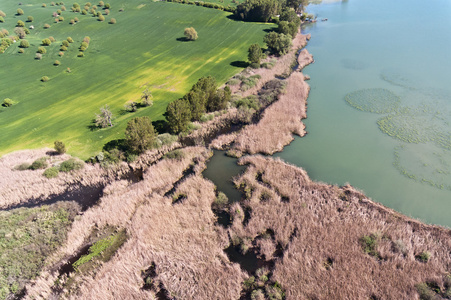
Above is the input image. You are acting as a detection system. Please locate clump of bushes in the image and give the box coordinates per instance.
[17,8,24,15]
[59,158,84,172]
[41,76,49,82]
[416,250,431,262]
[37,46,47,53]
[360,233,380,258]
[17,20,25,27]
[184,27,198,41]
[30,157,48,170]
[19,39,29,48]
[15,162,31,170]
[98,15,105,21]
[67,36,74,43]
[43,167,59,178]
[27,16,34,22]
[109,18,116,24]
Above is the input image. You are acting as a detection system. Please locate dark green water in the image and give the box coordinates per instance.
[205,0,451,227]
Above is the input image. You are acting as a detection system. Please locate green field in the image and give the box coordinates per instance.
[0,0,272,159]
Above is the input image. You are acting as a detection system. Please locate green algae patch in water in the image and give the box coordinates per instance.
[345,88,400,114]
[377,104,451,150]
[393,144,451,191]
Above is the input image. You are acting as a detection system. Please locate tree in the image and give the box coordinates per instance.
[208,86,231,112]
[125,116,157,153]
[166,98,191,134]
[19,39,29,48]
[184,27,198,41]
[17,20,25,27]
[185,76,217,120]
[264,32,292,55]
[141,87,152,106]
[54,140,66,154]
[234,0,279,22]
[15,27,26,39]
[42,38,51,46]
[95,105,113,128]
[27,16,34,22]
[248,43,263,64]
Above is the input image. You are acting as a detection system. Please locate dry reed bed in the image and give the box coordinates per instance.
[74,175,245,300]
[24,147,210,299]
[0,148,117,209]
[230,155,451,299]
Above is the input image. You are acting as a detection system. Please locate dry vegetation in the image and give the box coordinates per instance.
[228,155,451,299]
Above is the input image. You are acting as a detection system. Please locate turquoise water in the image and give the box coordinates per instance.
[275,0,451,226]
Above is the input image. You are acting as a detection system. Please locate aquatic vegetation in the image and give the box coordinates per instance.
[393,145,451,191]
[380,69,419,90]
[345,88,400,114]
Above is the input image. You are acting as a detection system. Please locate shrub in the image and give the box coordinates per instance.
[248,43,263,64]
[213,192,229,209]
[44,23,51,28]
[157,133,178,146]
[82,36,90,43]
[30,157,48,170]
[19,39,29,48]
[99,0,104,6]
[61,5,66,11]
[80,45,87,51]
[416,251,431,262]
[109,17,116,24]
[17,8,24,15]
[264,32,292,56]
[58,16,64,21]
[2,98,13,107]
[67,36,73,43]
[18,48,24,53]
[59,158,84,172]
[104,9,109,15]
[17,20,25,27]
[82,9,87,14]
[49,36,56,42]
[96,11,101,17]
[14,163,31,170]
[27,16,34,22]
[124,101,138,112]
[58,51,64,56]
[98,15,105,21]
[104,3,110,9]
[0,16,4,23]
[0,10,6,17]
[42,3,47,7]
[77,51,84,57]
[360,233,380,257]
[54,60,60,66]
[74,17,79,22]
[62,40,69,47]
[35,53,43,60]
[41,76,49,82]
[43,167,59,178]
[37,46,47,53]
[42,38,51,45]
[164,149,185,160]
[57,9,62,14]
[184,27,198,41]
[53,140,66,154]
[69,19,75,24]
[94,105,113,127]
[60,45,67,51]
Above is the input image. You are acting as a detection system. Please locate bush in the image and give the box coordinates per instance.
[42,3,47,7]
[44,23,51,28]
[104,3,110,9]
[67,36,73,43]
[61,40,69,47]
[416,251,431,262]
[82,9,87,14]
[54,60,61,66]
[60,45,67,51]
[164,149,185,160]
[74,17,79,22]
[360,233,380,257]
[248,43,263,64]
[125,116,157,154]
[43,167,59,178]
[109,17,116,24]
[58,16,64,21]
[37,46,47,53]
[35,53,43,60]
[14,163,31,170]
[42,38,52,46]
[0,10,6,17]
[264,32,292,56]
[59,158,84,172]
[49,36,56,42]
[99,1,104,6]
[41,76,49,82]
[77,51,84,57]
[69,19,75,24]
[18,48,24,53]
[53,140,66,154]
[2,98,13,107]
[19,39,29,48]
[184,27,198,41]
[17,20,25,27]
[61,5,66,11]
[30,157,48,170]
[0,16,4,23]
[17,8,24,15]
[27,16,34,22]
[98,15,105,21]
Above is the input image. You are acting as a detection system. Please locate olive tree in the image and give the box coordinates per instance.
[95,105,113,128]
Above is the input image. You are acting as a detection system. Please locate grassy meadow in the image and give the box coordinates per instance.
[0,0,272,159]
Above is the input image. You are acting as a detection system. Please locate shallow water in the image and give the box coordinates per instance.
[274,0,451,227]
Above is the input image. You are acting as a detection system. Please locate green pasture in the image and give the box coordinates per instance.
[0,0,272,159]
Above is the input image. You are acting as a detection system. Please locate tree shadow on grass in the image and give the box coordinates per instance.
[103,138,127,152]
[176,37,190,42]
[230,61,249,68]
[87,120,99,131]
[152,120,169,134]
[263,27,277,33]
